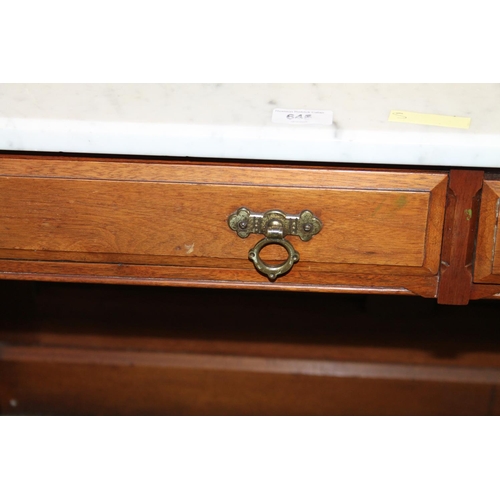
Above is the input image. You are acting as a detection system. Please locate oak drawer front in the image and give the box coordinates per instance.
[475,180,500,283]
[0,156,447,285]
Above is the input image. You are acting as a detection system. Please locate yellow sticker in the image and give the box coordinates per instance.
[388,110,471,129]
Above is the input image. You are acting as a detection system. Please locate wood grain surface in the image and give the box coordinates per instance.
[474,180,500,283]
[0,154,447,295]
[438,169,483,304]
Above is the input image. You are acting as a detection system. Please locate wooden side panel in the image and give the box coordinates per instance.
[475,180,500,283]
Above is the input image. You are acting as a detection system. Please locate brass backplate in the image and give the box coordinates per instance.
[228,207,322,241]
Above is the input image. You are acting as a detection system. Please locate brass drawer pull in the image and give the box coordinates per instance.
[228,207,322,280]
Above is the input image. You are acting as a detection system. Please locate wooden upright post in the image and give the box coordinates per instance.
[438,169,484,305]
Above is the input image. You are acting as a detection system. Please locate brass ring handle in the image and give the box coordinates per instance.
[228,207,322,281]
[248,238,300,281]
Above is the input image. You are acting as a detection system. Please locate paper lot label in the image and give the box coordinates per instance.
[272,108,333,125]
[389,110,471,129]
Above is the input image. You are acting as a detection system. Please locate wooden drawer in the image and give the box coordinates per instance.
[475,179,500,283]
[0,155,448,296]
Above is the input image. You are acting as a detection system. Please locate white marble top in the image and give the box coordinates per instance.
[1,83,499,168]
